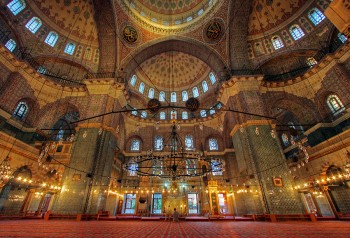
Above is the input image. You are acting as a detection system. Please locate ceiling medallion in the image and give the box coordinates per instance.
[203,18,225,44]
[120,23,141,46]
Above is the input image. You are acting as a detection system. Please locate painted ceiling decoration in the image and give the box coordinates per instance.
[248,0,308,36]
[30,0,98,44]
[117,0,221,33]
[136,51,210,90]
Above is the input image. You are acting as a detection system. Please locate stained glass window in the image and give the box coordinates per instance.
[290,25,305,40]
[338,33,348,43]
[182,111,188,120]
[148,88,155,99]
[272,36,284,50]
[308,8,325,26]
[130,75,137,86]
[171,92,177,102]
[192,87,199,98]
[185,135,194,150]
[170,110,177,120]
[64,42,76,55]
[7,0,26,15]
[131,139,141,151]
[326,94,345,115]
[209,138,218,151]
[202,81,208,92]
[37,66,46,74]
[211,158,223,176]
[25,17,42,34]
[5,39,16,52]
[141,111,147,118]
[209,72,216,84]
[182,91,188,101]
[13,101,28,120]
[154,136,163,151]
[44,31,59,47]
[159,91,165,102]
[160,112,166,120]
[139,82,145,93]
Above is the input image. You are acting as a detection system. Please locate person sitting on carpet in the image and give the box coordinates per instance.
[173,208,179,222]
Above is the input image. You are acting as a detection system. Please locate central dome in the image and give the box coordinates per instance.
[136,51,210,90]
[120,0,220,31]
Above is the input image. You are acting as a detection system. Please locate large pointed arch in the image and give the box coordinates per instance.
[121,38,228,80]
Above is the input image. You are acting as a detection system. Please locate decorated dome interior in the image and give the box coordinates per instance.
[136,51,210,90]
[120,0,219,28]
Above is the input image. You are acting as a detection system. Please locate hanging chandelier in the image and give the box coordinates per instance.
[0,156,13,185]
[123,123,225,180]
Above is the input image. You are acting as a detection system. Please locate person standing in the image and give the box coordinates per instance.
[173,208,179,222]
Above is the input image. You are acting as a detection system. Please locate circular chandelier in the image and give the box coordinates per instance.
[123,123,225,180]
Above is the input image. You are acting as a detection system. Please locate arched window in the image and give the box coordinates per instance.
[271,36,284,50]
[159,91,165,102]
[182,91,188,101]
[202,81,208,92]
[326,94,345,115]
[13,101,29,120]
[209,72,216,84]
[281,133,289,147]
[5,39,16,52]
[185,135,194,150]
[130,75,137,86]
[170,110,177,120]
[209,138,219,151]
[148,88,155,99]
[192,87,199,98]
[141,111,147,118]
[37,66,46,74]
[130,139,141,151]
[7,0,26,15]
[306,57,317,67]
[289,25,305,40]
[64,42,76,55]
[44,31,59,47]
[338,33,348,43]
[308,8,325,26]
[154,136,163,151]
[171,92,177,102]
[25,17,42,34]
[200,110,207,117]
[182,111,188,120]
[160,112,166,120]
[139,82,145,93]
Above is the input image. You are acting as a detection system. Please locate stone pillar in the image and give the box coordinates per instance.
[52,127,117,214]
[325,0,350,38]
[231,122,304,214]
